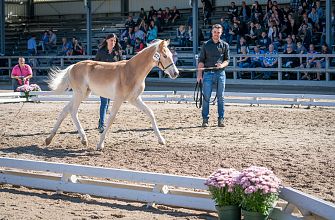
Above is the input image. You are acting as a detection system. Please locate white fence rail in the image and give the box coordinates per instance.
[0,92,26,103]
[0,157,334,220]
[1,91,335,108]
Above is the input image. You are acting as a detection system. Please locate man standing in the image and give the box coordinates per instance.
[197,24,230,127]
[201,0,213,25]
[27,34,37,56]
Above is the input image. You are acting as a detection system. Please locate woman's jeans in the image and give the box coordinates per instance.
[202,70,226,120]
[99,97,110,128]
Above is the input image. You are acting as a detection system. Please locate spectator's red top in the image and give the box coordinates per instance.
[11,64,32,85]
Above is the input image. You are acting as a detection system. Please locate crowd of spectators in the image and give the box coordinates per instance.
[217,0,334,80]
[119,5,182,55]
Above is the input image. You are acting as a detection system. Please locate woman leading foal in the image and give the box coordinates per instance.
[46,39,179,150]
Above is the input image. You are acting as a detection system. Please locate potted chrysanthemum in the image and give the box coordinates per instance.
[205,168,243,220]
[238,166,281,220]
[16,84,41,101]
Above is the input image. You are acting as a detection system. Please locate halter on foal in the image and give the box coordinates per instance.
[46,39,179,150]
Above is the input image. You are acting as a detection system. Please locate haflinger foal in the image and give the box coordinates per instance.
[46,39,179,150]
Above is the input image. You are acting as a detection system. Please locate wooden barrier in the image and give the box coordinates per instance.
[0,157,334,219]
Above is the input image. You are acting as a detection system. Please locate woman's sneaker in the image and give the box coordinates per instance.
[218,118,225,127]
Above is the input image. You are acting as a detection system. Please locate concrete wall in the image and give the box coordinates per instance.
[34,0,121,16]
[129,0,197,12]
[129,0,291,12]
[5,0,292,17]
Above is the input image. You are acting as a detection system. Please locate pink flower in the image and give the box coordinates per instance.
[238,166,281,195]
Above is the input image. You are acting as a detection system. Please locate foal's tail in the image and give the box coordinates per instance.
[48,64,74,92]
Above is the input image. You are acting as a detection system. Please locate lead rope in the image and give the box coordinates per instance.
[193,80,218,109]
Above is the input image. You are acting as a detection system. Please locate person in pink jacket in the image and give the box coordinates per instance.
[11,57,33,90]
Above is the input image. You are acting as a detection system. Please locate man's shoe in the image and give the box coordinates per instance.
[202,119,209,127]
[218,118,225,127]
[98,125,104,134]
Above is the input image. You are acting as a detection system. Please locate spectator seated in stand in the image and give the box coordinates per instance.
[125,42,134,55]
[228,1,239,21]
[121,27,135,46]
[120,36,129,50]
[38,31,49,52]
[134,37,145,53]
[245,21,258,45]
[176,25,187,47]
[220,17,231,43]
[282,45,300,80]
[249,45,264,79]
[283,36,297,52]
[148,6,157,21]
[314,43,332,80]
[134,25,146,42]
[58,37,73,56]
[125,15,136,29]
[138,8,147,24]
[162,7,171,25]
[269,25,282,51]
[237,36,249,54]
[146,20,158,43]
[45,29,57,51]
[229,22,241,45]
[236,46,251,79]
[251,1,264,23]
[262,44,278,79]
[152,15,162,32]
[300,43,319,80]
[298,22,312,50]
[257,31,271,51]
[169,6,181,24]
[239,1,251,22]
[72,36,84,55]
[156,8,163,26]
[295,40,307,65]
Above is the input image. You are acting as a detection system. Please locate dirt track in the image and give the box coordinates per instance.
[0,102,334,219]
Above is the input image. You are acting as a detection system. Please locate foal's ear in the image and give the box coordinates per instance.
[159,40,166,50]
[165,39,170,46]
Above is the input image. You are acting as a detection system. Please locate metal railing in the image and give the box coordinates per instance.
[1,54,335,81]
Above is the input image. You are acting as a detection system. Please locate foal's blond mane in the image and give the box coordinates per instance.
[129,39,163,60]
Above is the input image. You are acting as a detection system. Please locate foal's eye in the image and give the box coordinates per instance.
[163,54,167,58]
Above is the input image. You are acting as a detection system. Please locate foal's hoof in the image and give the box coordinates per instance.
[81,138,88,146]
[45,137,52,146]
[96,143,104,151]
[158,137,166,145]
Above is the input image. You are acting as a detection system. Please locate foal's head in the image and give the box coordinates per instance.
[156,40,179,79]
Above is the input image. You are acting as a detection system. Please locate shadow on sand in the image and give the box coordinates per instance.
[0,187,216,219]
